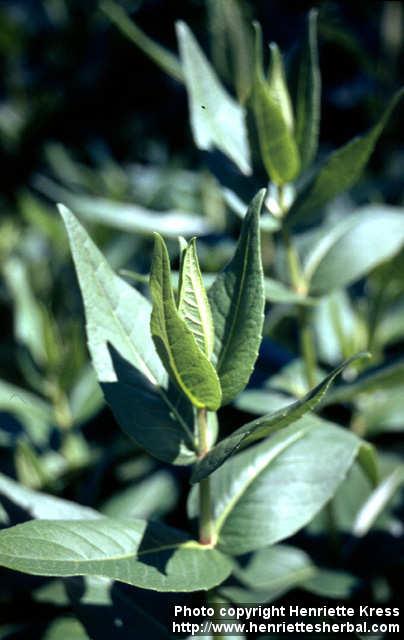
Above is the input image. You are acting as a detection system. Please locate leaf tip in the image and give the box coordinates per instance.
[57,202,71,220]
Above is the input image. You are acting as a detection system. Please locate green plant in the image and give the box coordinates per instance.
[0,193,376,588]
[0,3,403,638]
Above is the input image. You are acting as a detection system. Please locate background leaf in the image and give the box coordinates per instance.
[0,380,51,447]
[353,466,404,536]
[302,206,404,295]
[288,88,403,224]
[176,21,251,175]
[37,177,212,237]
[3,257,46,365]
[293,9,321,171]
[252,25,300,184]
[0,472,100,521]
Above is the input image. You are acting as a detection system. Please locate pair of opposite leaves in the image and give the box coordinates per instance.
[149,189,265,412]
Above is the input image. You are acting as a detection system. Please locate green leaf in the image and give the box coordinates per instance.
[176,21,251,175]
[207,0,253,104]
[324,359,404,406]
[150,233,222,410]
[39,178,212,237]
[177,238,215,358]
[233,544,315,593]
[0,379,52,447]
[288,88,403,223]
[0,471,100,521]
[252,24,300,184]
[302,570,358,599]
[100,470,178,519]
[189,416,362,555]
[353,465,404,536]
[191,354,366,483]
[356,386,404,435]
[264,277,316,305]
[267,43,294,131]
[101,1,183,82]
[69,364,103,425]
[302,207,404,295]
[357,441,379,488]
[3,257,46,365]
[222,187,281,233]
[59,205,197,465]
[208,190,265,405]
[43,617,90,640]
[293,9,321,171]
[309,453,401,536]
[14,439,49,490]
[0,518,233,592]
[313,289,366,364]
[235,389,291,416]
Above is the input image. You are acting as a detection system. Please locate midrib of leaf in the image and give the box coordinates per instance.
[82,236,194,445]
[178,244,213,356]
[216,233,250,372]
[2,534,206,563]
[215,427,307,535]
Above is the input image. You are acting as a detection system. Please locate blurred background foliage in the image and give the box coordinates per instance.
[0,1,403,638]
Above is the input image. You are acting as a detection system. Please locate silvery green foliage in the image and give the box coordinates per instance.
[0,5,402,620]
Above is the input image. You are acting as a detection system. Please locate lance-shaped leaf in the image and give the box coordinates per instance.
[191,353,367,483]
[0,518,232,592]
[231,544,315,598]
[176,21,251,175]
[293,9,321,171]
[302,206,404,295]
[252,24,300,185]
[189,416,365,555]
[288,88,403,224]
[150,233,221,410]
[177,238,214,358]
[208,190,265,406]
[267,43,294,131]
[39,177,211,238]
[3,257,46,366]
[324,358,404,406]
[0,472,100,522]
[0,379,52,447]
[353,466,404,536]
[59,206,196,465]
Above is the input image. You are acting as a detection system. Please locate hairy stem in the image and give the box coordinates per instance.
[197,408,214,545]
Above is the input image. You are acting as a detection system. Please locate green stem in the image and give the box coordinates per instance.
[281,226,316,388]
[298,306,317,389]
[197,408,214,545]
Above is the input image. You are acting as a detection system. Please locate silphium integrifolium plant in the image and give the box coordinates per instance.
[0,188,377,594]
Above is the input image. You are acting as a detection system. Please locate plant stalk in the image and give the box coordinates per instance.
[298,306,317,388]
[197,408,214,545]
[282,225,317,388]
